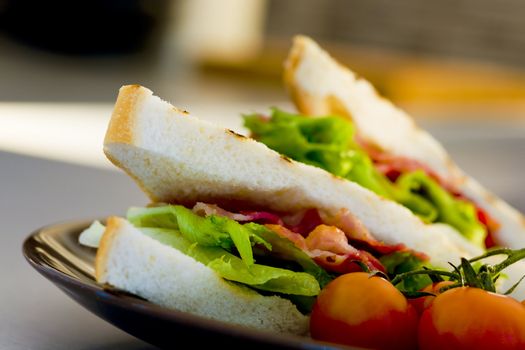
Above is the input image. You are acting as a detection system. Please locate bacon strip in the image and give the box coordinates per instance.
[320,208,376,242]
[266,224,386,273]
[192,202,283,225]
[477,206,500,248]
[320,208,428,260]
[265,224,308,251]
[367,146,448,189]
[282,208,324,236]
[192,202,251,221]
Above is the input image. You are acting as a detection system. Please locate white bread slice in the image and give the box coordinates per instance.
[104,85,482,269]
[284,35,525,249]
[95,216,309,335]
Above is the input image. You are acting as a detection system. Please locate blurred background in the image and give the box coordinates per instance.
[1,0,525,201]
[2,0,525,105]
[2,2,525,349]
[0,0,524,196]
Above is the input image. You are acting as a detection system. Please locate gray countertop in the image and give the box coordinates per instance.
[1,151,155,349]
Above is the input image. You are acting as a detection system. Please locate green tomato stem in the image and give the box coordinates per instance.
[493,248,525,274]
[390,270,458,286]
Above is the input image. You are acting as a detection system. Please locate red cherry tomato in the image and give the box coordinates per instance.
[419,287,525,350]
[410,280,454,314]
[310,272,419,350]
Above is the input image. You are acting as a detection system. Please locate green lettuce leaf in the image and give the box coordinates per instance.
[244,109,414,200]
[207,257,320,296]
[128,205,332,288]
[127,205,269,266]
[127,206,180,229]
[244,109,486,247]
[140,227,320,296]
[244,108,357,177]
[246,223,334,288]
[380,251,432,292]
[395,171,486,247]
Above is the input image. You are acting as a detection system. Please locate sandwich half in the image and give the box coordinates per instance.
[94,216,310,334]
[103,85,481,266]
[282,35,525,251]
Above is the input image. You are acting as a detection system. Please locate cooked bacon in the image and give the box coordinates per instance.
[371,151,446,189]
[266,223,386,273]
[358,138,456,192]
[282,208,324,236]
[192,202,251,221]
[265,224,308,251]
[192,202,283,225]
[477,206,500,249]
[372,153,435,179]
[305,225,355,254]
[194,203,323,234]
[239,210,284,225]
[305,225,386,273]
[320,208,376,242]
[320,208,426,259]
[311,250,386,274]
[195,202,426,273]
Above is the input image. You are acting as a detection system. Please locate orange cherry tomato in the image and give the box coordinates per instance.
[419,287,525,350]
[310,272,419,350]
[410,280,454,314]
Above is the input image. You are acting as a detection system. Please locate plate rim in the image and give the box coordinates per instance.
[22,219,355,350]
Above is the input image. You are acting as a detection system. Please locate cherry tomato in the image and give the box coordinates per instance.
[410,280,454,314]
[310,272,419,350]
[419,287,525,350]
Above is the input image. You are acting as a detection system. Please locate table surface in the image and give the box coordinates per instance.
[2,120,525,350]
[1,151,155,350]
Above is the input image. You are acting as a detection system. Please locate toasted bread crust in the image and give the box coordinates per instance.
[285,36,357,125]
[95,216,122,282]
[104,85,144,145]
[103,85,164,202]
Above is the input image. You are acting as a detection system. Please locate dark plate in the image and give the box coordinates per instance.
[22,220,360,350]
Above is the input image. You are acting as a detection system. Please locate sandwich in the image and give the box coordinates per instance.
[279,35,525,251]
[80,40,525,336]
